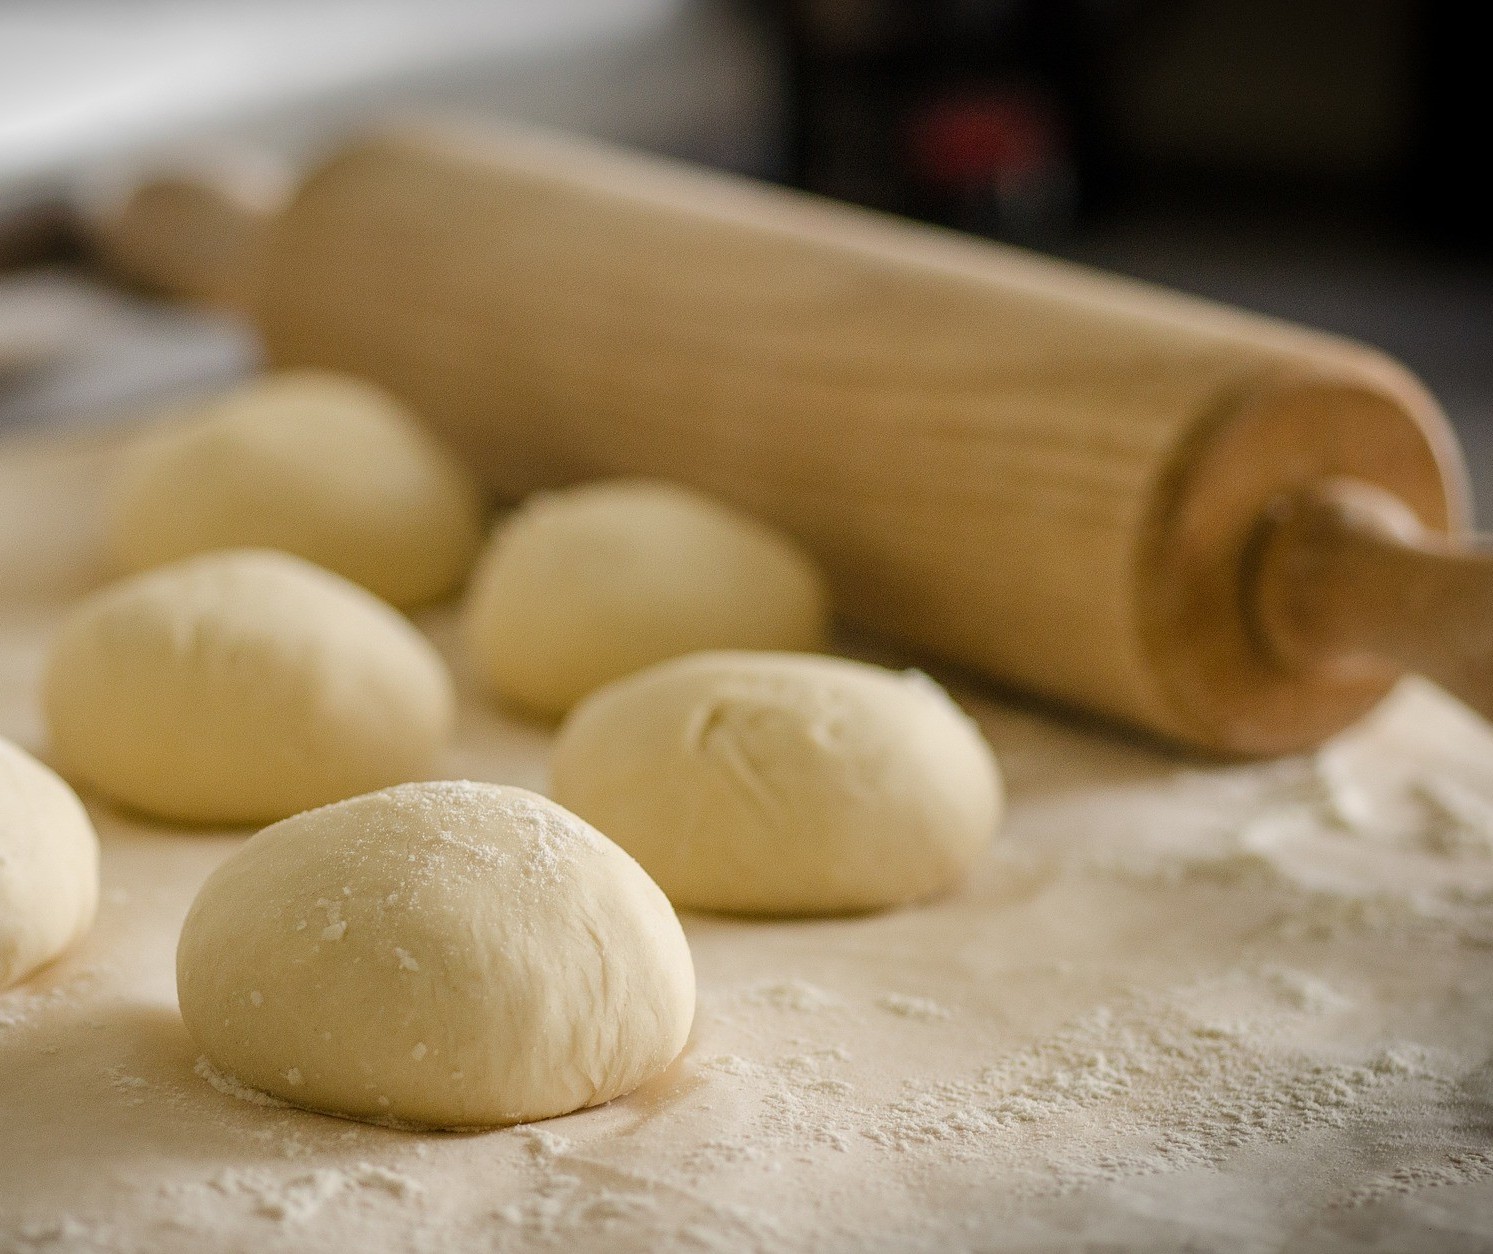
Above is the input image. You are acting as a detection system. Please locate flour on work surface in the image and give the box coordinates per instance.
[193,1056,288,1110]
[165,1162,424,1228]
[0,968,102,1031]
[738,978,844,1012]
[864,979,1399,1181]
[693,964,1454,1200]
[4,467,1493,1254]
[876,993,955,1021]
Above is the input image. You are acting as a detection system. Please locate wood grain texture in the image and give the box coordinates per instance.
[1143,378,1462,753]
[118,124,1477,753]
[1254,478,1493,725]
[89,156,287,312]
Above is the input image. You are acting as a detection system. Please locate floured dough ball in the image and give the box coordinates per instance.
[110,370,484,608]
[43,549,454,825]
[463,480,829,717]
[177,781,695,1128]
[551,652,1002,915]
[0,737,99,989]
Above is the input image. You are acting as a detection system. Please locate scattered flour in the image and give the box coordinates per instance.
[519,1126,573,1164]
[166,1162,425,1227]
[104,1064,150,1107]
[5,656,1493,1250]
[1335,1148,1493,1208]
[876,993,955,1021]
[1310,749,1378,831]
[739,980,843,1013]
[0,969,102,1031]
[9,1215,115,1249]
[194,1056,287,1110]
[1266,887,1462,942]
[1459,1057,1493,1105]
[887,1001,1426,1195]
[696,969,1458,1203]
[1408,777,1493,858]
[1254,965,1353,1014]
[492,1165,778,1251]
[1069,747,1493,951]
[696,1045,860,1158]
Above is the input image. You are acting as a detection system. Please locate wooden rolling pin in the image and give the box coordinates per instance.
[91,124,1491,756]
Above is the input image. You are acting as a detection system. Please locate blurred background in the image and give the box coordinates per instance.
[0,0,1487,517]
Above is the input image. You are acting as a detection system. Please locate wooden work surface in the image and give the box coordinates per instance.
[3,428,1493,1253]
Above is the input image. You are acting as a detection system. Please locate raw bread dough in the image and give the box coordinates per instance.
[0,736,99,989]
[462,481,829,717]
[176,781,695,1128]
[550,652,1002,915]
[8,431,1493,1250]
[43,549,454,825]
[109,370,484,608]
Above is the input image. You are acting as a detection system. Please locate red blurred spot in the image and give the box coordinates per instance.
[908,88,1059,189]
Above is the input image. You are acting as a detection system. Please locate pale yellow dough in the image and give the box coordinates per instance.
[176,781,695,1128]
[463,481,829,717]
[109,370,484,608]
[0,736,99,990]
[550,651,1003,915]
[7,430,1493,1249]
[43,549,454,825]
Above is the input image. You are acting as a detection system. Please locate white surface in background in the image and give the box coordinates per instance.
[0,0,782,231]
[0,0,677,192]
[0,0,782,432]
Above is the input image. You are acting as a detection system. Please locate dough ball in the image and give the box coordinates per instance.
[462,480,829,717]
[551,652,1002,915]
[0,737,99,990]
[177,781,695,1128]
[110,370,484,608]
[43,549,454,825]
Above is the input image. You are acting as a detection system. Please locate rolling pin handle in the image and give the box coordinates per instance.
[1253,478,1493,723]
[81,154,290,314]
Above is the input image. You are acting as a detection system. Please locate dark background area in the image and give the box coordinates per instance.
[765,0,1483,249]
[759,0,1492,517]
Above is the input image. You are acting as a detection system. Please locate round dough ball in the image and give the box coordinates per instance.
[551,652,1002,915]
[43,549,454,825]
[0,737,99,990]
[110,370,484,608]
[463,480,829,717]
[177,781,695,1128]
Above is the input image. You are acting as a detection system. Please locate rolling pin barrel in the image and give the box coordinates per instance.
[92,126,1488,755]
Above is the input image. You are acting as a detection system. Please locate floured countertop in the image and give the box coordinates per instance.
[2,429,1493,1254]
